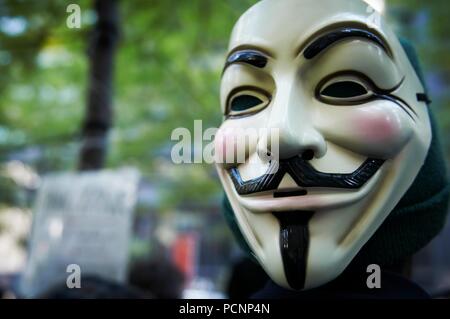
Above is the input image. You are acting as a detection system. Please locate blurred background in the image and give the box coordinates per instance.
[0,0,448,298]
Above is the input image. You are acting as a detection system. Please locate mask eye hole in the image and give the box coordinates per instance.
[321,81,368,98]
[227,89,270,117]
[317,76,373,105]
[231,95,263,111]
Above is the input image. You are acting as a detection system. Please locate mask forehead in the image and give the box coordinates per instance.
[229,0,371,55]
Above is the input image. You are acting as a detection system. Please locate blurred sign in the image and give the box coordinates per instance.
[19,168,140,297]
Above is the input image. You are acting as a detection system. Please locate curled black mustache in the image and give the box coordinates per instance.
[228,157,385,195]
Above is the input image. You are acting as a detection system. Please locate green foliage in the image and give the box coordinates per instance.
[387,0,450,159]
[0,0,257,209]
[0,0,90,148]
[109,0,258,206]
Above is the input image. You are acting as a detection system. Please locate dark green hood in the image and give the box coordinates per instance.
[222,38,450,268]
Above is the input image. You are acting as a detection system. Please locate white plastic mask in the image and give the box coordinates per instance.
[215,0,432,290]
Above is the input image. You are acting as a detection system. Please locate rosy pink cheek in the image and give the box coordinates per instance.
[214,130,240,163]
[354,112,401,144]
[214,132,226,160]
[214,133,228,163]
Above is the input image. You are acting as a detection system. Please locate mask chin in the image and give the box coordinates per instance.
[273,211,314,290]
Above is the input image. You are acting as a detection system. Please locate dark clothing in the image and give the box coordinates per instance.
[252,269,430,299]
[227,257,269,299]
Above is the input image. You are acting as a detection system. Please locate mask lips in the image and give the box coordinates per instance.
[273,211,314,290]
[229,157,385,196]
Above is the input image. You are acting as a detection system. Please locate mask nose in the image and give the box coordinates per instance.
[257,84,327,162]
[258,126,326,161]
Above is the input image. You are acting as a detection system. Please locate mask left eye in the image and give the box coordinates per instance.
[317,76,373,105]
[227,90,270,117]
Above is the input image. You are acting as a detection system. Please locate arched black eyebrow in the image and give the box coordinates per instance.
[223,50,268,72]
[302,27,392,60]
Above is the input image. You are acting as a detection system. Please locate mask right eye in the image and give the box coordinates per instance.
[226,90,270,117]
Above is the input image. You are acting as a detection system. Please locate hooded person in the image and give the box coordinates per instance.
[215,0,449,298]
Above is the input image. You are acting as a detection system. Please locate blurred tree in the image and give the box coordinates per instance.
[0,0,90,162]
[0,0,258,209]
[79,0,119,170]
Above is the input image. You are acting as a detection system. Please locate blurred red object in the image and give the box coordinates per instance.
[171,232,198,285]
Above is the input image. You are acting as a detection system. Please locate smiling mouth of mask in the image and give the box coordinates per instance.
[227,156,385,290]
[228,156,385,196]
